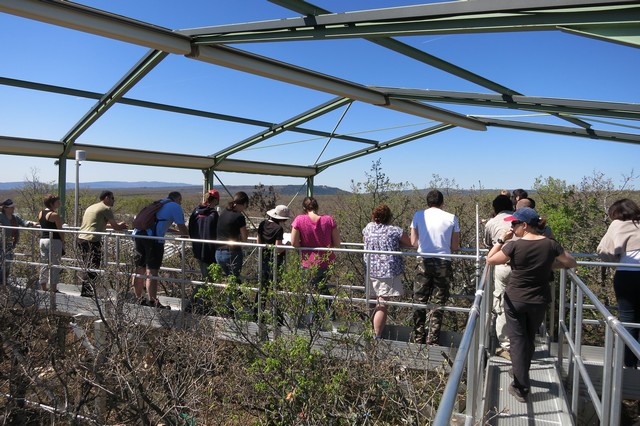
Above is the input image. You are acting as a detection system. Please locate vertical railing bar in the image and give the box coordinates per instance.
[257,245,263,329]
[571,286,584,414]
[558,269,566,374]
[568,274,576,414]
[610,333,624,426]
[1,228,6,285]
[180,240,186,316]
[601,325,614,426]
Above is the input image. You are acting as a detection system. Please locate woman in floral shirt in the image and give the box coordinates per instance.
[362,204,412,339]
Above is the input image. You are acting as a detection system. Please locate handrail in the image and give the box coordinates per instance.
[432,262,490,426]
[0,224,478,318]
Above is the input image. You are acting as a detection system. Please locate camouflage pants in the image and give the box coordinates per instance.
[413,258,452,344]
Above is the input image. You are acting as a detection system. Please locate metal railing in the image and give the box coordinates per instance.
[433,262,491,426]
[559,263,640,426]
[0,224,482,324]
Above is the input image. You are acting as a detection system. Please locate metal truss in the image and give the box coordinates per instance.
[0,0,639,197]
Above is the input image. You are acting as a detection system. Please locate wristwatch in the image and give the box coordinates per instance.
[497,238,505,244]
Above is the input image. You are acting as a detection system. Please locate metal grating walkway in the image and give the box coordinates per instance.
[484,341,574,425]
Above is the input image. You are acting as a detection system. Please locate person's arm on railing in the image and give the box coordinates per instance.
[554,251,577,269]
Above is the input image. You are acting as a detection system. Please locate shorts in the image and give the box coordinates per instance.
[368,275,404,299]
[134,238,164,270]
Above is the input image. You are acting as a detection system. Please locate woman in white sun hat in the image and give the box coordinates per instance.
[256,205,292,322]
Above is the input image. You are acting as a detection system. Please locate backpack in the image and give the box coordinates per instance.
[188,205,218,263]
[133,199,170,233]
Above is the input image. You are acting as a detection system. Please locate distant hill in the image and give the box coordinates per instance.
[0,181,348,195]
[0,181,197,190]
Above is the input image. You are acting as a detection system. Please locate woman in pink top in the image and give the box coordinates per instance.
[291,197,341,291]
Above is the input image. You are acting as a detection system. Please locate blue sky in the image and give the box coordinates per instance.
[1,1,639,191]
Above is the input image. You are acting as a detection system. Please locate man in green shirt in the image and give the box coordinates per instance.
[78,190,127,297]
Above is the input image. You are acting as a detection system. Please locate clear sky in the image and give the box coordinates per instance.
[1,1,639,191]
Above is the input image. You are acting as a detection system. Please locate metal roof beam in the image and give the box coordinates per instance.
[316,124,454,171]
[268,0,518,95]
[213,97,356,162]
[479,118,640,145]
[191,45,486,131]
[0,0,191,54]
[374,88,640,121]
[0,77,377,145]
[60,49,168,157]
[190,10,640,44]
[0,0,485,130]
[183,1,640,42]
[270,0,596,131]
[560,24,640,48]
[0,136,317,178]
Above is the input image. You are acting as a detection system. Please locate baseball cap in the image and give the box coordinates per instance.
[503,207,540,226]
[207,189,220,199]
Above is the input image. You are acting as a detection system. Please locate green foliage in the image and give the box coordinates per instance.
[249,335,348,424]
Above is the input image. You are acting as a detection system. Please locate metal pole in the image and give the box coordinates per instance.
[73,150,86,228]
[1,228,5,285]
[602,326,614,424]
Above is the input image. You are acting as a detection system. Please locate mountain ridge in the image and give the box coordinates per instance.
[0,181,348,195]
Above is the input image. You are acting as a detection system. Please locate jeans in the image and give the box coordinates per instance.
[614,270,640,367]
[215,249,243,315]
[215,249,243,280]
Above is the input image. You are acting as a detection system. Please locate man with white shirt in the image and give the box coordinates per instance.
[410,190,460,345]
[484,194,514,359]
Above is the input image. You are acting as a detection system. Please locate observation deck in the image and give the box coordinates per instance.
[2,225,639,425]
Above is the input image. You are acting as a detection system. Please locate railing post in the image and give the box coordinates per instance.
[115,234,121,268]
[571,285,584,415]
[550,280,557,341]
[610,333,624,426]
[48,230,56,310]
[257,246,263,329]
[94,320,107,423]
[467,303,478,417]
[601,325,614,425]
[558,269,566,374]
[568,274,576,413]
[180,240,186,315]
[1,227,6,285]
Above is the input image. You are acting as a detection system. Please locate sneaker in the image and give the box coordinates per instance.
[508,384,528,403]
[139,299,148,307]
[496,348,511,360]
[148,299,171,310]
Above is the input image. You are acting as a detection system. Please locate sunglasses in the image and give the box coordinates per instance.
[511,220,523,227]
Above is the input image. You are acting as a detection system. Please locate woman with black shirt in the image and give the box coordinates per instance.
[487,207,576,403]
[38,194,65,292]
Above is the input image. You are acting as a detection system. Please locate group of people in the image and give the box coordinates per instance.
[1,187,639,395]
[361,188,580,404]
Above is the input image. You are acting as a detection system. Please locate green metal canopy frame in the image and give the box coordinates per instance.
[0,0,639,218]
